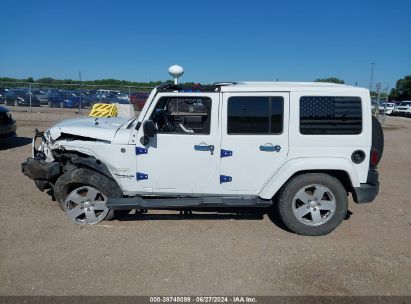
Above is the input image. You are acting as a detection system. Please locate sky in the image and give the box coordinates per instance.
[0,0,410,90]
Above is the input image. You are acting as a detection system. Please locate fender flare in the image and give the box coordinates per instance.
[258,157,360,199]
[70,155,115,181]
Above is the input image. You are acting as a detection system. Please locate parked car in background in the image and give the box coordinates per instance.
[130,92,149,110]
[48,91,66,107]
[77,91,94,108]
[4,89,41,107]
[30,89,49,105]
[96,89,120,97]
[49,91,80,108]
[0,88,8,103]
[0,89,7,104]
[378,102,396,115]
[92,92,122,105]
[117,93,129,101]
[48,91,86,108]
[393,101,411,117]
[0,105,17,138]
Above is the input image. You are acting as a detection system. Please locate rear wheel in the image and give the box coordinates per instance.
[54,168,123,224]
[277,173,348,236]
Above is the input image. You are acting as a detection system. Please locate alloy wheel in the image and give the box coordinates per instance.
[292,184,336,226]
[64,185,109,225]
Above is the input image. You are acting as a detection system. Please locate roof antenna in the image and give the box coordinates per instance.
[168,65,184,85]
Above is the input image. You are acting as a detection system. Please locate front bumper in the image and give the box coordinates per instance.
[21,158,60,181]
[393,111,411,116]
[352,168,379,204]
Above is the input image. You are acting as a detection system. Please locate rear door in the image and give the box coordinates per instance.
[220,92,289,193]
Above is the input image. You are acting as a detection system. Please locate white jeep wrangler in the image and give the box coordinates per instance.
[22,74,383,235]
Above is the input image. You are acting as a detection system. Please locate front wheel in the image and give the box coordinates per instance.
[277,173,348,236]
[54,168,123,225]
[64,185,110,224]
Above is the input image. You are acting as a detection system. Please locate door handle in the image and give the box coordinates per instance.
[194,143,215,154]
[260,144,281,152]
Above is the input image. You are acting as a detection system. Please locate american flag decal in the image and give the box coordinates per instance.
[300,96,362,135]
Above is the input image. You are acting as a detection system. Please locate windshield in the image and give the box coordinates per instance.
[399,102,411,106]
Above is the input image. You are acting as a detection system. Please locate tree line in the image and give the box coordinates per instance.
[1,75,410,100]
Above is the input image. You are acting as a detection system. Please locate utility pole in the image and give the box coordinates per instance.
[78,71,82,114]
[29,83,32,113]
[369,62,375,92]
[376,82,382,119]
[124,86,132,103]
[376,82,382,103]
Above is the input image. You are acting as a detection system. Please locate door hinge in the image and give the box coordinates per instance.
[220,175,232,183]
[136,147,148,155]
[220,149,233,158]
[136,172,148,180]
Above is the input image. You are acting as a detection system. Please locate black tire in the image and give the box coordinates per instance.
[277,173,348,236]
[371,115,384,163]
[54,168,123,221]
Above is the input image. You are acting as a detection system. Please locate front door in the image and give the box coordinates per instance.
[220,92,289,194]
[136,93,220,195]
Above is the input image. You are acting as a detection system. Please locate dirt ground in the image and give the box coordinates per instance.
[0,106,410,296]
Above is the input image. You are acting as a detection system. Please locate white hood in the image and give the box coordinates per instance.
[49,117,130,142]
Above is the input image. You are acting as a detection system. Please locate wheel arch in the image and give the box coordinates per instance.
[70,155,115,181]
[259,158,359,200]
[51,149,119,184]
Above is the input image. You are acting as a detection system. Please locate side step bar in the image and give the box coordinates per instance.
[107,196,272,210]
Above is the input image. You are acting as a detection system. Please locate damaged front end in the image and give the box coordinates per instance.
[21,116,130,192]
[22,129,61,191]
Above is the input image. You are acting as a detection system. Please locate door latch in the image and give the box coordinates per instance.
[194,143,215,155]
[259,144,281,152]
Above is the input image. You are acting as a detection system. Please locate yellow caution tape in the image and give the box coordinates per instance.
[89,103,118,117]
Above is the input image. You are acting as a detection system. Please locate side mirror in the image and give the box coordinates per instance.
[143,120,157,138]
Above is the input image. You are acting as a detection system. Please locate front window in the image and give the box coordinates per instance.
[150,97,212,134]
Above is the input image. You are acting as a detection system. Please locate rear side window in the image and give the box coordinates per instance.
[300,96,362,135]
[227,96,283,134]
